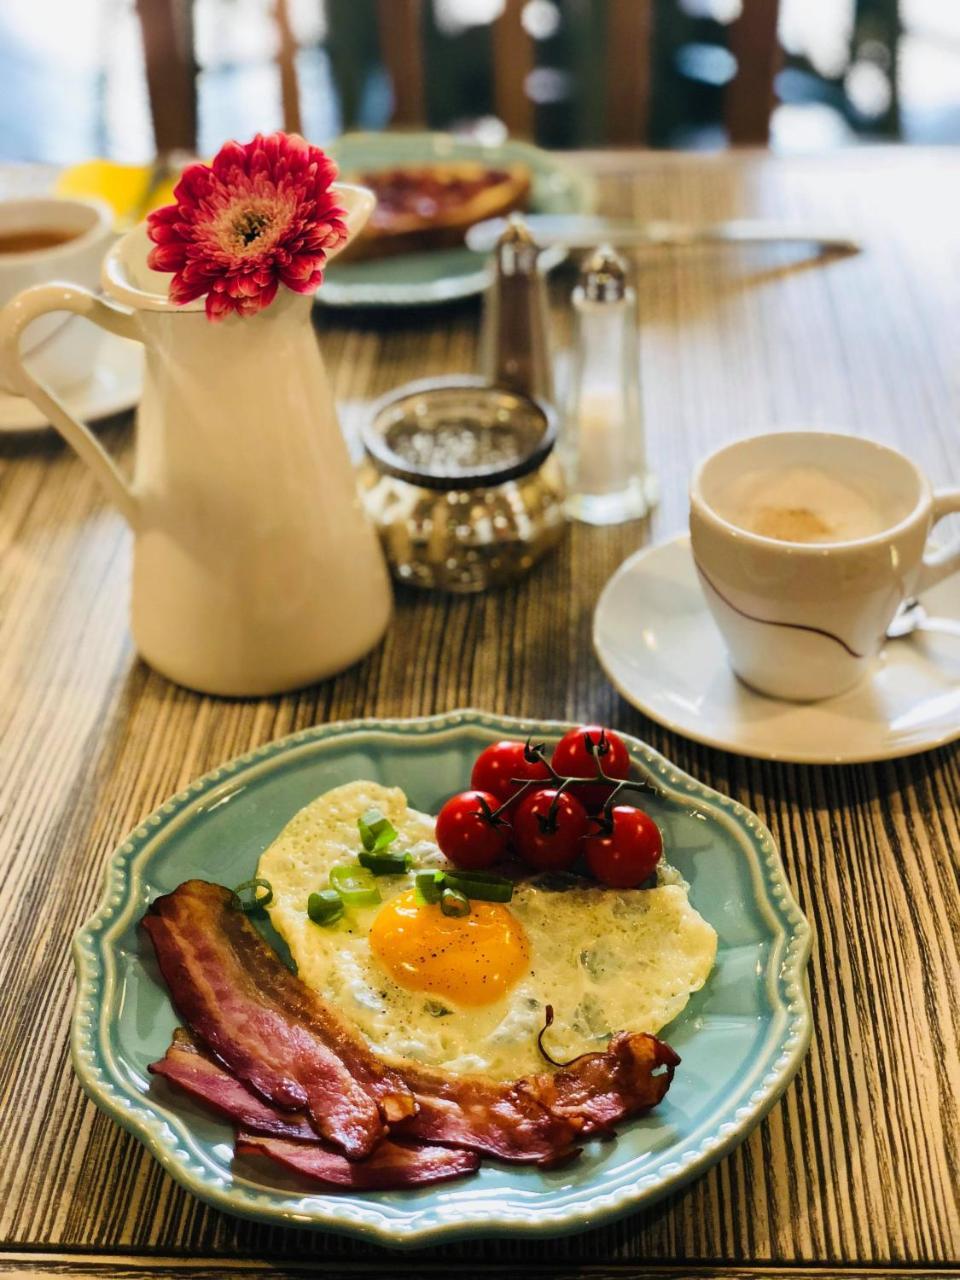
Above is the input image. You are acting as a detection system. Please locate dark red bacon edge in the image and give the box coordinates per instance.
[143,880,678,1172]
[143,881,415,1159]
[235,1131,479,1189]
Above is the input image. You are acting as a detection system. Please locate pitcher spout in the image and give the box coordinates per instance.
[327,183,376,258]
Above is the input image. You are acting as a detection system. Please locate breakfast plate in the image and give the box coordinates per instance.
[0,333,142,434]
[73,710,811,1247]
[594,535,960,764]
[318,133,593,307]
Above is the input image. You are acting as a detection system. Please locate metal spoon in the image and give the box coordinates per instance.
[886,597,960,640]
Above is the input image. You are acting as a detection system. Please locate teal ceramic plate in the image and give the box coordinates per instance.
[319,132,593,307]
[73,710,811,1249]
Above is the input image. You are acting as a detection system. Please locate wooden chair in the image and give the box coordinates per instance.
[135,0,782,155]
[371,0,781,146]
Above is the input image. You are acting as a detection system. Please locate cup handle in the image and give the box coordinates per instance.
[0,282,140,527]
[917,487,960,592]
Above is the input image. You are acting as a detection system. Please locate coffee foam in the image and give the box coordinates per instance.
[714,465,892,544]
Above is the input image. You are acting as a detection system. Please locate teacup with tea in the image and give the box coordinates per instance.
[0,197,113,396]
[689,431,960,701]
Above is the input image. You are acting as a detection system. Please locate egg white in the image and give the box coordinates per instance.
[258,780,717,1080]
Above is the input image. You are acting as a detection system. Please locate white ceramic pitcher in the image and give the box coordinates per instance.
[0,183,392,697]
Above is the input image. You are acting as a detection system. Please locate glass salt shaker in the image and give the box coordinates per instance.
[561,245,656,524]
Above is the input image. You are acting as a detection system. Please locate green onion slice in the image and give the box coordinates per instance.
[329,863,380,907]
[414,870,445,905]
[358,808,399,854]
[233,878,273,912]
[440,886,470,918]
[359,848,412,876]
[443,869,514,903]
[307,889,344,926]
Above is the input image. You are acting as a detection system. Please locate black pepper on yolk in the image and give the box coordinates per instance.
[368,888,529,1007]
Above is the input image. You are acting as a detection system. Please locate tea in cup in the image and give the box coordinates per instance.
[689,431,960,701]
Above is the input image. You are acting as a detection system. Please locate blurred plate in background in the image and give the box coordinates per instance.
[319,131,594,308]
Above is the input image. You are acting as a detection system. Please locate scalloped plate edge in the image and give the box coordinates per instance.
[72,709,813,1249]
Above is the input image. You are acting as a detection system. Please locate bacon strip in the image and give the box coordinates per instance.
[143,880,415,1158]
[236,1132,479,1189]
[390,1033,676,1159]
[150,1032,479,1186]
[144,880,678,1170]
[149,1028,317,1141]
[389,1062,583,1164]
[521,1031,680,1135]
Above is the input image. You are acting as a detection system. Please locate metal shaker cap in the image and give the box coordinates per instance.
[494,214,540,276]
[580,244,628,302]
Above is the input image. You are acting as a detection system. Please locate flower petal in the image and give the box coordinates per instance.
[147,242,188,272]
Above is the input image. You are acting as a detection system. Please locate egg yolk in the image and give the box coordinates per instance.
[368,888,529,1007]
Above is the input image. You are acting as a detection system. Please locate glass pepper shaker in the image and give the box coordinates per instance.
[561,245,657,524]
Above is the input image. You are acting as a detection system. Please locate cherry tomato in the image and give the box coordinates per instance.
[584,806,662,888]
[513,788,590,872]
[470,740,551,805]
[435,790,509,870]
[551,725,630,812]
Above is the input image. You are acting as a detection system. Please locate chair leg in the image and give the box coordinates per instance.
[492,0,535,140]
[135,0,197,155]
[273,0,303,135]
[377,0,426,127]
[725,0,781,146]
[605,0,654,145]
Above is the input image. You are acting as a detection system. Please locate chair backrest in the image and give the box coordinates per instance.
[371,0,781,146]
[135,0,781,155]
[374,0,535,138]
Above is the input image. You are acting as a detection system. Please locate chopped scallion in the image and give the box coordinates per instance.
[359,848,412,876]
[440,886,470,918]
[414,870,444,905]
[307,889,344,926]
[443,870,513,903]
[232,878,273,912]
[358,808,398,854]
[329,863,380,907]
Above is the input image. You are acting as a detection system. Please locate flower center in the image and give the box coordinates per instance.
[233,210,271,248]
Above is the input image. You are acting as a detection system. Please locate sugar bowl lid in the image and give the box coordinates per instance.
[362,376,557,492]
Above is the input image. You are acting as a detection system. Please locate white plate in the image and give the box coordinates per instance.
[593,535,960,764]
[0,334,143,435]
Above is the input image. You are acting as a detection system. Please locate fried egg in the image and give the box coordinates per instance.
[258,780,716,1080]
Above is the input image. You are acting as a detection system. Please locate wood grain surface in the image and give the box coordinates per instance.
[1,150,958,1277]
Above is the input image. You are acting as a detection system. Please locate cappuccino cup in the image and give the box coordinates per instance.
[0,197,113,397]
[689,431,960,701]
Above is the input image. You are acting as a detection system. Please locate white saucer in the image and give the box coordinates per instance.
[593,534,960,764]
[0,335,143,434]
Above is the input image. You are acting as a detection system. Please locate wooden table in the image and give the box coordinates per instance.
[1,150,959,1279]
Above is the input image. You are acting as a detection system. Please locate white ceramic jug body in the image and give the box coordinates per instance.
[0,184,392,696]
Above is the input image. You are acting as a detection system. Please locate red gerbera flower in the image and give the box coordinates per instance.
[146,132,348,321]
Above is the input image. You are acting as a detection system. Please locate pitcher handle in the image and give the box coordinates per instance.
[0,283,140,527]
[917,487,960,592]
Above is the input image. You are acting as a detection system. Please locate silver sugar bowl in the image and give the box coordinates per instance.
[359,377,565,593]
